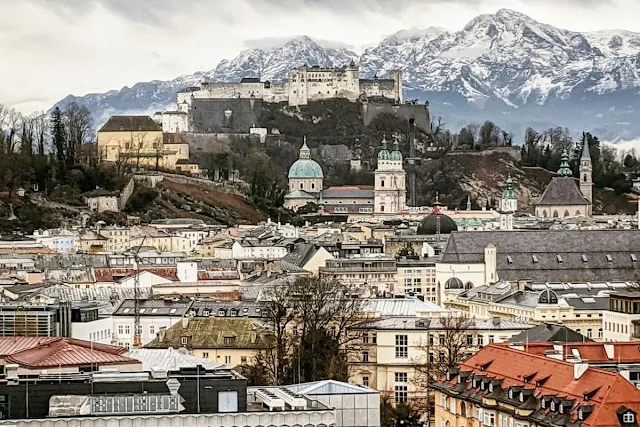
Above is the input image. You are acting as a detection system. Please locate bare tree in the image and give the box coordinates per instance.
[411,313,476,414]
[4,108,23,154]
[261,284,297,385]
[64,102,93,167]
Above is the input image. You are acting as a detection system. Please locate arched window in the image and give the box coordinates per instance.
[465,282,473,289]
[299,183,303,189]
[311,183,315,190]
[381,180,385,188]
[380,205,385,212]
[583,174,587,182]
[460,402,467,417]
[576,210,581,216]
[445,396,450,410]
[542,210,547,218]
[553,210,559,218]
[564,210,570,217]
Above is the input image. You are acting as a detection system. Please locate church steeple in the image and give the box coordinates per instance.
[557,149,573,177]
[580,135,593,205]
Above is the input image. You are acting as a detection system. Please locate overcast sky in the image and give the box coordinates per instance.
[2,0,639,113]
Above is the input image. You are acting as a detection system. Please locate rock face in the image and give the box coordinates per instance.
[54,9,640,139]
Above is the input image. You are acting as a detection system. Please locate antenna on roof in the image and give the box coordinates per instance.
[132,236,147,349]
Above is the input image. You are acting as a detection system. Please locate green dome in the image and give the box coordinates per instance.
[289,140,324,179]
[288,159,323,178]
[557,149,573,177]
[390,137,403,161]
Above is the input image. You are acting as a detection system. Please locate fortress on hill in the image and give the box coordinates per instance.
[161,64,405,134]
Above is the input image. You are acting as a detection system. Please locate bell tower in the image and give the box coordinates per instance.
[580,137,593,204]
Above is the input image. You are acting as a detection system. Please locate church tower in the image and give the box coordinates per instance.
[499,174,518,230]
[580,137,593,206]
[374,135,406,215]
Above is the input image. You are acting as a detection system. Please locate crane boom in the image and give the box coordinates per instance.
[132,236,146,349]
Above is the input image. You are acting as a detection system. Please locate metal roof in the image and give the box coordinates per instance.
[114,299,193,316]
[361,298,446,316]
[127,348,223,371]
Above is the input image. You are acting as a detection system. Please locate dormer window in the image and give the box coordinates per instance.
[508,389,513,399]
[578,409,583,420]
[550,401,556,411]
[624,413,635,423]
[472,379,477,388]
[488,383,494,392]
[203,309,210,316]
[559,403,564,413]
[519,392,524,402]
[457,374,461,384]
[181,336,188,345]
[446,371,451,381]
[218,308,225,316]
[480,381,485,390]
[541,399,546,409]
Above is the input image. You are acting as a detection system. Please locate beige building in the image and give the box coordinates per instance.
[396,258,438,304]
[145,316,272,368]
[349,312,531,405]
[319,257,397,295]
[98,116,190,170]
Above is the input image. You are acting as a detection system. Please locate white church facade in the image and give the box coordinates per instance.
[283,136,407,217]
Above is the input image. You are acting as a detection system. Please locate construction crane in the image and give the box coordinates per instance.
[131,236,147,349]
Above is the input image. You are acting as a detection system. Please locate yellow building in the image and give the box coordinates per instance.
[144,317,273,368]
[97,116,189,170]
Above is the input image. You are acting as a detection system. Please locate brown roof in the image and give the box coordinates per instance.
[537,176,590,206]
[437,344,640,427]
[98,116,161,133]
[516,341,640,363]
[0,337,135,368]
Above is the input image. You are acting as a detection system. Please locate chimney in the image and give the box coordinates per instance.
[574,363,589,380]
[553,341,563,354]
[181,316,189,328]
[510,342,525,351]
[604,343,615,360]
[158,327,167,343]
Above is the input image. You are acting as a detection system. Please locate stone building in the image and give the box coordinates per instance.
[535,143,592,218]
[499,174,518,230]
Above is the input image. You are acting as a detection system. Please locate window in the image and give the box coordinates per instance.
[362,351,369,362]
[372,332,377,344]
[202,352,209,358]
[489,335,495,344]
[395,335,408,358]
[149,325,155,335]
[550,401,555,411]
[241,356,247,364]
[118,325,124,334]
[395,372,408,383]
[623,413,635,423]
[224,356,231,364]
[124,325,130,335]
[483,411,495,426]
[466,334,474,345]
[363,334,369,344]
[394,385,408,403]
[439,334,445,345]
[478,336,484,346]
[224,336,236,345]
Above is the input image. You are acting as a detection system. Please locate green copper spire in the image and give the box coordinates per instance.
[557,149,573,177]
[390,135,403,161]
[378,135,391,160]
[581,137,592,161]
[502,174,517,200]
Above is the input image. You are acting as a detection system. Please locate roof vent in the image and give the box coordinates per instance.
[606,254,613,262]
[557,255,563,263]
[532,255,538,264]
[632,254,637,263]
[582,254,588,263]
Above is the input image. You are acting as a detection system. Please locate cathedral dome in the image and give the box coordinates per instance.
[288,140,324,179]
[288,159,324,179]
[416,213,458,235]
[444,277,464,290]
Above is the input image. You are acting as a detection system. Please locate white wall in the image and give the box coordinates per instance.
[71,317,113,344]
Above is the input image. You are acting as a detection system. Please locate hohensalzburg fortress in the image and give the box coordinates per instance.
[176,63,403,108]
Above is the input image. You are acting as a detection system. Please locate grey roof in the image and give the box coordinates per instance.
[508,323,593,343]
[18,284,151,303]
[361,298,446,316]
[127,348,223,371]
[281,243,318,269]
[352,316,532,331]
[536,177,589,206]
[442,230,640,282]
[190,300,264,318]
[113,299,192,316]
[286,379,377,395]
[320,187,375,199]
[80,188,119,198]
[98,116,161,132]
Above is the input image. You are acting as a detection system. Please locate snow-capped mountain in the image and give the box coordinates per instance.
[54,9,640,139]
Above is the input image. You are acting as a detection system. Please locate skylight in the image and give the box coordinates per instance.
[582,254,588,262]
[606,254,613,262]
[507,255,513,264]
[532,255,538,264]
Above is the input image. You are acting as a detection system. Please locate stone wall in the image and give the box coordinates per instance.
[362,102,432,133]
[119,178,135,209]
[180,133,260,154]
[446,146,521,162]
[191,99,263,133]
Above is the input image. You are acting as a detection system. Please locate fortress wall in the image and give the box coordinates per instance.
[363,102,432,133]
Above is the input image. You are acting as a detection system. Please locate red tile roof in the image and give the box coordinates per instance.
[510,341,640,363]
[0,337,136,368]
[444,344,640,427]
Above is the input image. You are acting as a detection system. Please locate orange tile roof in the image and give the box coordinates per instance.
[0,337,136,368]
[445,344,640,427]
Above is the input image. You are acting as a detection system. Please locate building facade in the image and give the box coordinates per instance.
[374,136,406,215]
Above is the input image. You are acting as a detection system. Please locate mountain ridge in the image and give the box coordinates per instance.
[53,8,640,139]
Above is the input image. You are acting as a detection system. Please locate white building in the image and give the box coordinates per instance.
[29,229,78,253]
[231,240,289,260]
[374,136,406,215]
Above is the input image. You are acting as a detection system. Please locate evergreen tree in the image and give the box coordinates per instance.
[50,107,66,181]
